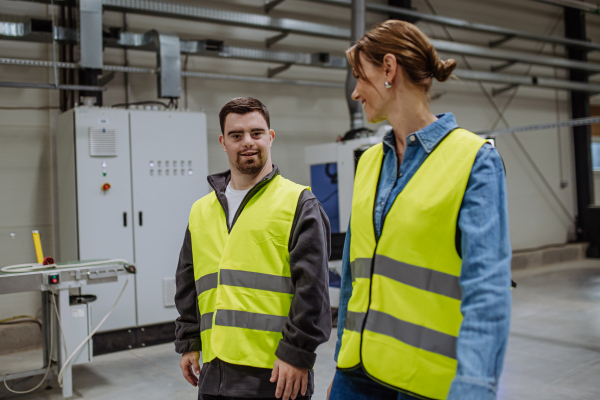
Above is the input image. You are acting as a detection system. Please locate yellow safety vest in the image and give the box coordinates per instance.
[188,174,308,368]
[337,128,485,399]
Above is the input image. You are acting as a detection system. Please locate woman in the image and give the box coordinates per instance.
[327,20,512,400]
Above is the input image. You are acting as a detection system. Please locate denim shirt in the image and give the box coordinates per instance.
[334,113,512,400]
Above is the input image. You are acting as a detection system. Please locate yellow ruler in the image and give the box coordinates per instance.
[32,230,44,264]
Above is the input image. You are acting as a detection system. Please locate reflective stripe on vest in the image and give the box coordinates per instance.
[189,174,308,368]
[337,128,485,400]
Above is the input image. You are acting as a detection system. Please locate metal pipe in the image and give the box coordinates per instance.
[477,115,600,137]
[2,56,600,94]
[0,81,106,91]
[123,12,130,105]
[6,22,600,74]
[79,0,103,69]
[528,0,600,13]
[347,0,364,130]
[181,71,344,88]
[9,0,600,51]
[303,0,600,52]
[101,0,350,40]
[143,30,181,98]
[451,69,600,94]
[432,39,600,74]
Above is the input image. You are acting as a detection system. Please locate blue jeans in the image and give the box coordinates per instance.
[329,369,420,400]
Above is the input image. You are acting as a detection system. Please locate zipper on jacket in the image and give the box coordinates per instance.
[228,177,271,233]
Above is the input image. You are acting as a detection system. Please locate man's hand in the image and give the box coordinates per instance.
[270,358,308,400]
[180,351,201,387]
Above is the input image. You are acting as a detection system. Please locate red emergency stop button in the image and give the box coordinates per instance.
[102,183,111,191]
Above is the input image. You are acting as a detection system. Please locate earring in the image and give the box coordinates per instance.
[384,81,392,89]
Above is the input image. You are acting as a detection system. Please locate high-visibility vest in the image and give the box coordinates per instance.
[337,128,485,399]
[188,174,308,368]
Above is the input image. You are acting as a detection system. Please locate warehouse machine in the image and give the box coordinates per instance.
[1,106,209,398]
[55,106,209,333]
[0,259,135,398]
[305,127,389,235]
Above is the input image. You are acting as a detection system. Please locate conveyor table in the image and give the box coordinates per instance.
[0,260,135,398]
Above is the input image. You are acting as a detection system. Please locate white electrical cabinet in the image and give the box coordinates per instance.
[56,107,208,332]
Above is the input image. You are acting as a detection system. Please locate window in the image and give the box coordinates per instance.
[593,141,600,171]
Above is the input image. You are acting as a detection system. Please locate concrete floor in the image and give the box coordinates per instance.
[1,258,599,400]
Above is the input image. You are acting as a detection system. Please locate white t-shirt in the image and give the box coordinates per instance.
[225,183,250,227]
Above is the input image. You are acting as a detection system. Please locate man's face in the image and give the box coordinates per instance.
[219,111,274,175]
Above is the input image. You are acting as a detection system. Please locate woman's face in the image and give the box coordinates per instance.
[351,54,391,124]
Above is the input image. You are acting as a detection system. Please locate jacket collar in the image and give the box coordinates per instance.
[207,164,281,231]
[382,112,458,154]
[207,164,281,195]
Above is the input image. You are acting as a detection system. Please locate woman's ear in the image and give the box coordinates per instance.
[382,53,398,85]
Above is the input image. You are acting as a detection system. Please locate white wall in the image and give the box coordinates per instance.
[0,0,598,320]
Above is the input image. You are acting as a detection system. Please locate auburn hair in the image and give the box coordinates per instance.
[347,20,456,92]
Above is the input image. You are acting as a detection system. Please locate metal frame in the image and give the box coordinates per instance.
[0,80,106,91]
[2,54,600,94]
[0,368,52,383]
[528,0,600,13]
[101,0,350,39]
[4,25,600,94]
[303,0,600,51]
[347,0,366,130]
[452,69,600,94]
[431,39,600,74]
[264,0,287,13]
[9,0,600,51]
[565,7,595,241]
[2,0,600,96]
[5,15,600,75]
[0,262,133,399]
[181,70,345,88]
[478,115,600,136]
[0,59,595,96]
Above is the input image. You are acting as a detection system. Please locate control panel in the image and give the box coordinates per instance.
[48,273,60,285]
[149,159,194,177]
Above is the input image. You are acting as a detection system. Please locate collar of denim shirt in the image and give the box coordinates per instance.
[382,112,458,155]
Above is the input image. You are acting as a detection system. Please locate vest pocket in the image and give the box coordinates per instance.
[255,236,290,277]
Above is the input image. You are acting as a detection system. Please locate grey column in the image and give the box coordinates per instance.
[346,0,365,130]
[564,7,594,241]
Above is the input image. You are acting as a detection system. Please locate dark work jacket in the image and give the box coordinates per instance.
[174,165,332,398]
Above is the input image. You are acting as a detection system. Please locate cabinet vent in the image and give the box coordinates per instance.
[162,277,176,307]
[89,127,117,156]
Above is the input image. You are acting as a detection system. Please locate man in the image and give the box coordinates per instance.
[174,97,332,400]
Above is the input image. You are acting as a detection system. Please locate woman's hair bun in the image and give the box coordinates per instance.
[432,58,457,82]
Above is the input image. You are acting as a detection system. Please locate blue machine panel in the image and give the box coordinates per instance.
[310,163,340,233]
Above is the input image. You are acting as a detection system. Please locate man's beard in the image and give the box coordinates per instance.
[234,150,267,175]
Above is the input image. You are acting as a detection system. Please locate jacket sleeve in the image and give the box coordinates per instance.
[275,190,332,370]
[447,145,512,400]
[174,225,202,354]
